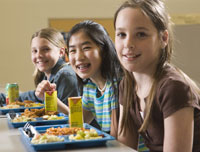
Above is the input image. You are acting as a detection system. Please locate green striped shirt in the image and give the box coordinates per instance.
[82,80,118,132]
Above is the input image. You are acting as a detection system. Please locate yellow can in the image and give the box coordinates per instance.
[68,97,83,128]
[45,90,57,113]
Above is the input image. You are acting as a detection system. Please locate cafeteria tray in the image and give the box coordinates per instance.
[7,112,68,128]
[0,104,44,115]
[19,123,115,151]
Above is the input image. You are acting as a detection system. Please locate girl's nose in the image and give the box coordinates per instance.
[76,50,85,61]
[124,36,135,49]
[36,50,43,57]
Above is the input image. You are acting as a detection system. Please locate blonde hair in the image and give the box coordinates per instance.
[31,28,66,87]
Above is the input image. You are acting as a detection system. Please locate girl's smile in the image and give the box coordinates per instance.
[31,37,63,78]
[68,31,102,80]
[115,7,162,75]
[122,51,142,62]
[76,63,91,73]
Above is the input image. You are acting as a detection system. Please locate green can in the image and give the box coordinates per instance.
[6,83,19,104]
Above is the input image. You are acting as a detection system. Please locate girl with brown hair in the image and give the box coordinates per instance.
[112,0,200,151]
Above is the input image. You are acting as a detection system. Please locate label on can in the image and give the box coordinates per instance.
[6,83,19,104]
[68,96,83,128]
[45,90,57,113]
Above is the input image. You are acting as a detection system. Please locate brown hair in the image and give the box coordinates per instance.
[114,0,173,133]
[31,28,66,87]
[114,0,200,133]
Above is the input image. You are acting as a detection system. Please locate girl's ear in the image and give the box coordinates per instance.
[59,47,65,58]
[161,30,169,49]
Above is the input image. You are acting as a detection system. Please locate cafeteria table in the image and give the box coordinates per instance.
[0,116,137,152]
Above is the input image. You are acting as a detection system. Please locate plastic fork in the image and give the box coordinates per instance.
[23,122,39,138]
[23,122,34,137]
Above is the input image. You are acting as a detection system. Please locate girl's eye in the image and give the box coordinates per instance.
[116,32,126,38]
[32,49,37,54]
[42,47,50,52]
[83,46,91,51]
[136,32,147,38]
[69,49,76,54]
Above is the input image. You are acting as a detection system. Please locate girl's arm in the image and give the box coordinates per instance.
[110,108,119,137]
[57,98,69,115]
[164,107,194,152]
[83,109,95,124]
[35,80,70,114]
[111,104,138,149]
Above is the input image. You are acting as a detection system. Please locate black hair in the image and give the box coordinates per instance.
[66,20,123,95]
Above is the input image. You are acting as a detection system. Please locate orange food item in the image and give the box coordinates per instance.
[23,100,34,104]
[45,127,88,136]
[21,108,58,118]
[9,101,25,106]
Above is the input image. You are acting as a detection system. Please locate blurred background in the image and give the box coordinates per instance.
[0,0,200,91]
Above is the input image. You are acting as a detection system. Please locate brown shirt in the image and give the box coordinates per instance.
[118,64,200,152]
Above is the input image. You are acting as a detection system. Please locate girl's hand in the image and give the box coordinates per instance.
[35,80,56,100]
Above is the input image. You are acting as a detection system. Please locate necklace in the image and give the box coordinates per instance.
[97,80,107,92]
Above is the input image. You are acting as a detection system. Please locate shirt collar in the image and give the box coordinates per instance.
[45,58,66,82]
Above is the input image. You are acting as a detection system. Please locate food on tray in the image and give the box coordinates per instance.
[44,127,103,140]
[42,115,64,120]
[1,104,20,109]
[69,128,102,140]
[9,101,26,106]
[31,134,64,144]
[22,108,58,118]
[1,100,44,109]
[9,108,63,123]
[18,123,115,150]
[24,100,35,104]
[24,102,44,107]
[45,127,89,136]
[11,100,44,107]
[12,115,37,122]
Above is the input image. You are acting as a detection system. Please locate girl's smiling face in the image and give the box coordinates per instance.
[31,37,63,77]
[68,31,102,80]
[115,7,163,75]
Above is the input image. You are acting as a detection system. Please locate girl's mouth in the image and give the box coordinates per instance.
[36,59,48,64]
[76,63,91,71]
[124,53,141,60]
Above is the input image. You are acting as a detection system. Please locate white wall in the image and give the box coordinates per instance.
[0,0,200,91]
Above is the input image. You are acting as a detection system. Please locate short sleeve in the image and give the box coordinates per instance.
[82,93,89,110]
[158,79,192,118]
[109,85,118,110]
[82,84,92,111]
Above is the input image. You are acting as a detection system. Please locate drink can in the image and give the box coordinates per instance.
[45,90,57,113]
[68,96,83,128]
[6,83,19,104]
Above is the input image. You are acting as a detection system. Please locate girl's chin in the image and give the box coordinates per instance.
[37,67,47,73]
[77,73,90,79]
[124,66,136,72]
